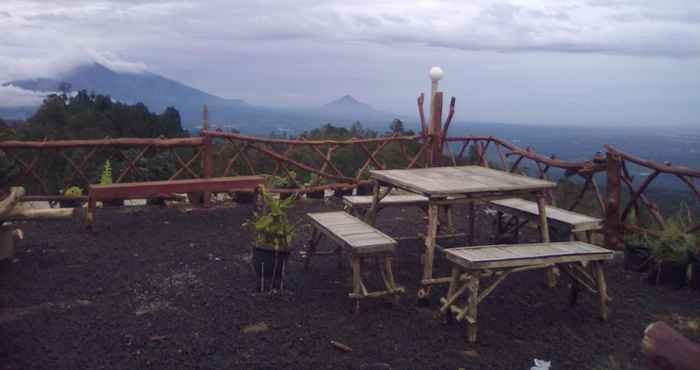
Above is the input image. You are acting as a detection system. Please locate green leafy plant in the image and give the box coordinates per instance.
[623,209,648,245]
[100,160,113,185]
[648,205,697,263]
[268,171,297,189]
[359,165,376,180]
[63,186,83,197]
[246,187,297,251]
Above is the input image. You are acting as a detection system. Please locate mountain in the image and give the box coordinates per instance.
[2,63,404,134]
[317,95,397,123]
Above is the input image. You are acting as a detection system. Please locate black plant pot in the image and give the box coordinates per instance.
[147,197,166,206]
[252,246,290,291]
[306,190,325,200]
[187,192,204,206]
[647,260,688,288]
[690,257,700,291]
[234,191,257,204]
[59,199,82,208]
[333,187,353,198]
[103,198,124,207]
[355,183,373,196]
[624,244,652,272]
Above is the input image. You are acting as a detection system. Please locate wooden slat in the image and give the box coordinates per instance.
[445,241,613,269]
[370,166,555,197]
[89,176,265,200]
[343,194,428,208]
[307,212,396,254]
[491,198,602,232]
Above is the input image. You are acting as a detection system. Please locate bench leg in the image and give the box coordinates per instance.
[535,194,557,288]
[593,261,609,320]
[304,228,322,271]
[466,274,480,343]
[568,264,581,307]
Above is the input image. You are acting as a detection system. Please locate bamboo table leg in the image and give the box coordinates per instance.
[418,202,440,299]
[468,202,476,246]
[351,255,361,313]
[593,261,609,320]
[536,193,557,288]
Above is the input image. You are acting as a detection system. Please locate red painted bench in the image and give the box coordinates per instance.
[86,176,265,227]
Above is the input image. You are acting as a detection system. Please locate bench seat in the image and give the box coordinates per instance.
[306,211,404,311]
[490,198,602,242]
[441,241,613,343]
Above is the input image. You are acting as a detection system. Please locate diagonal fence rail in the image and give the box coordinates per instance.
[1,131,698,251]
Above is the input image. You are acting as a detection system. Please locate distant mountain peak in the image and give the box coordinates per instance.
[323,95,370,109]
[336,95,359,104]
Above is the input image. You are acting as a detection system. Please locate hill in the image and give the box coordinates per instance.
[2,63,403,133]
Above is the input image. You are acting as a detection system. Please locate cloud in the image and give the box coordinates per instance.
[0,85,51,108]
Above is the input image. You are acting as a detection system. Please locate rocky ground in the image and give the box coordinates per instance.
[1,198,698,369]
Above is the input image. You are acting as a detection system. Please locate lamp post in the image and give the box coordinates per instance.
[428,67,444,166]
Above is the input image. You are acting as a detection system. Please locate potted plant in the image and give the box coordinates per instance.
[305,174,326,200]
[355,165,375,195]
[623,210,652,272]
[246,187,297,291]
[99,160,124,207]
[269,171,298,200]
[691,248,700,291]
[60,185,84,208]
[647,214,695,288]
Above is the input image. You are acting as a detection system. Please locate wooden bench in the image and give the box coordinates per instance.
[305,211,404,312]
[87,176,265,227]
[342,194,459,238]
[440,241,613,343]
[490,198,602,242]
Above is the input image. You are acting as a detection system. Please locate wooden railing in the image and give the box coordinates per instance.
[1,129,697,251]
[604,145,700,250]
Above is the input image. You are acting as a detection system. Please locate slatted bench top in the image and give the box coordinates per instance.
[490,198,602,232]
[445,241,613,269]
[342,194,429,208]
[307,211,396,254]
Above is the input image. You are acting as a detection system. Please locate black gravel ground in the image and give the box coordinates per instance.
[1,198,698,370]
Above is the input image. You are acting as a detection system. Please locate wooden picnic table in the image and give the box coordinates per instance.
[368,166,556,299]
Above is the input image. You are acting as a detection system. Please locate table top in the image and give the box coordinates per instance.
[370,166,556,197]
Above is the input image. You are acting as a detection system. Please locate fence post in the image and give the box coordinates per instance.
[201,105,213,207]
[428,67,444,167]
[604,151,623,250]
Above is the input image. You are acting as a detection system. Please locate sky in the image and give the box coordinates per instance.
[0,0,699,126]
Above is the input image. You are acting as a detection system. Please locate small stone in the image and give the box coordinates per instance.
[241,322,269,334]
[463,350,480,358]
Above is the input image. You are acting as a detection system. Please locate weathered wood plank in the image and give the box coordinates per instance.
[490,198,602,232]
[307,212,396,254]
[370,166,555,197]
[445,241,613,269]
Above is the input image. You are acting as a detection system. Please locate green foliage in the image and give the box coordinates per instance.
[246,187,297,250]
[648,204,697,262]
[14,90,185,141]
[100,160,113,185]
[63,185,83,197]
[268,171,297,189]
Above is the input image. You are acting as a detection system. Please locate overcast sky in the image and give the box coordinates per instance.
[1,0,699,126]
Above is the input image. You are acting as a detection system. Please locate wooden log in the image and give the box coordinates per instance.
[4,207,75,221]
[0,187,25,219]
[642,321,700,370]
[0,224,22,260]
